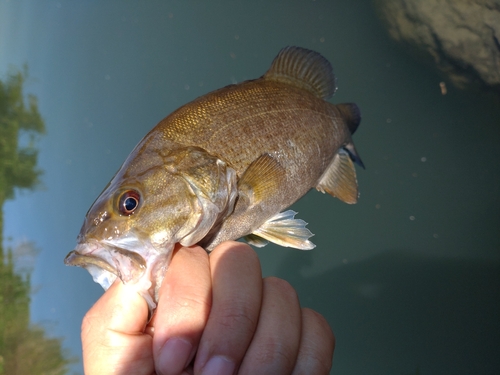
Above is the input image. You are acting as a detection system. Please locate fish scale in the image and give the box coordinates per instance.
[164,83,336,176]
[65,46,364,311]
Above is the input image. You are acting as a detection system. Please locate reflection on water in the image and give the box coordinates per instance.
[0,243,76,374]
[1,1,499,373]
[0,69,75,374]
[0,68,45,203]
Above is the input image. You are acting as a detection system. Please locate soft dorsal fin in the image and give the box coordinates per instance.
[264,46,337,99]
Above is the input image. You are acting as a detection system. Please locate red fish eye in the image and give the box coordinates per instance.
[118,190,141,216]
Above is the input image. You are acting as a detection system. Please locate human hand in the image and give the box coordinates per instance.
[81,241,335,375]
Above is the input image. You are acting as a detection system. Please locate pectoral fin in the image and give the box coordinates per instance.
[316,148,359,204]
[238,153,287,207]
[249,210,315,250]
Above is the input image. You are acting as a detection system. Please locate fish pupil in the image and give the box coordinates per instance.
[119,190,140,215]
[124,197,137,211]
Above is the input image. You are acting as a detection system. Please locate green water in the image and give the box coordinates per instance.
[1,1,498,374]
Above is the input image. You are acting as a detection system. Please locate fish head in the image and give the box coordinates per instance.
[76,160,202,249]
[65,144,237,310]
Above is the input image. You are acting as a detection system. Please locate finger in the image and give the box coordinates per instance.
[194,241,263,375]
[291,308,335,375]
[238,277,302,375]
[152,245,212,375]
[82,280,153,375]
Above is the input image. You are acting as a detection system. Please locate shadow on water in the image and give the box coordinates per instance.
[0,68,76,374]
[275,248,500,375]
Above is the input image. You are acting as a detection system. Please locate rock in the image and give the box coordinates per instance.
[374,0,500,93]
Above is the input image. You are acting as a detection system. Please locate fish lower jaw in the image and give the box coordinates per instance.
[85,261,156,311]
[66,239,174,313]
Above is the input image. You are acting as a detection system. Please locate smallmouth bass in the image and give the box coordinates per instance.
[65,46,364,310]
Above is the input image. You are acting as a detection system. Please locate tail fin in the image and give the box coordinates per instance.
[337,103,361,134]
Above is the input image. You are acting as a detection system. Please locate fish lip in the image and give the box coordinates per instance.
[64,237,148,284]
[64,240,110,269]
[65,235,174,312]
[64,248,118,276]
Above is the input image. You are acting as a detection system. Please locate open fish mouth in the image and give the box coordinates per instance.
[64,243,147,286]
[64,235,174,310]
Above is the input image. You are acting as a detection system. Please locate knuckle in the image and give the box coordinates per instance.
[217,304,257,330]
[264,277,299,301]
[298,308,335,374]
[81,310,99,340]
[302,308,335,344]
[212,241,260,267]
[306,350,333,375]
[173,292,211,312]
[254,338,296,369]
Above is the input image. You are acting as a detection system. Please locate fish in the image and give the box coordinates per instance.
[64,46,364,310]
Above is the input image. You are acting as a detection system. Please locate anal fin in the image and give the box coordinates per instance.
[316,148,359,204]
[250,210,315,250]
[243,234,269,248]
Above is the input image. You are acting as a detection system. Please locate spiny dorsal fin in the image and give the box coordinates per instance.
[264,46,337,100]
[316,149,359,204]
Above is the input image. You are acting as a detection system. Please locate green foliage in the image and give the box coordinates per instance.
[0,245,31,374]
[0,245,76,375]
[0,67,45,204]
[0,69,76,374]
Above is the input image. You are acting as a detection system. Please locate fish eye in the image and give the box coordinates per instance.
[118,190,141,216]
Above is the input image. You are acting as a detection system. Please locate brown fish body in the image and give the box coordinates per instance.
[128,78,357,246]
[156,79,346,178]
[65,47,364,309]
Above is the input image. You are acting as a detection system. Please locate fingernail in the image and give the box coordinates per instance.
[157,338,193,375]
[201,355,235,375]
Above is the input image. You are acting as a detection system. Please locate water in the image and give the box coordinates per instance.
[1,1,499,374]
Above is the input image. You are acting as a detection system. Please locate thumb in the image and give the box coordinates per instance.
[81,281,154,375]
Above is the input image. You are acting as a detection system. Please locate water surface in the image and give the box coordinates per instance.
[1,1,499,374]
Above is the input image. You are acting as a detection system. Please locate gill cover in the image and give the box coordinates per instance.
[164,146,238,246]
